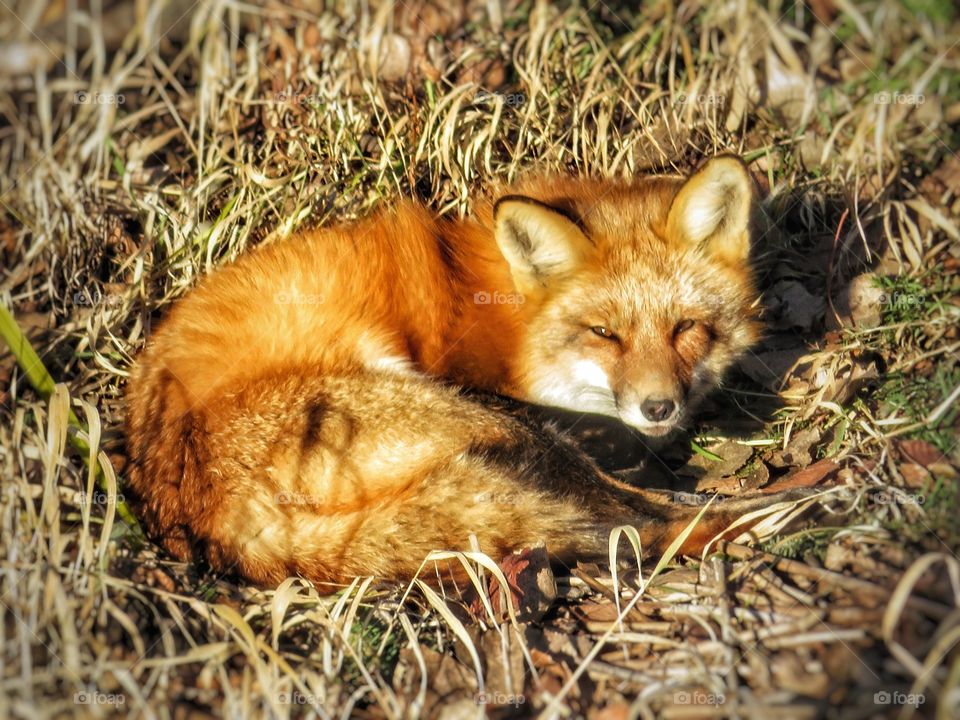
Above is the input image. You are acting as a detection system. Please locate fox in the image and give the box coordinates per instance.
[125,155,798,586]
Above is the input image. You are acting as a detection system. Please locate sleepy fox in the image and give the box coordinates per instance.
[126,156,794,585]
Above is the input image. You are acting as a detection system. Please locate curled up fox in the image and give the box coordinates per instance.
[126,156,804,585]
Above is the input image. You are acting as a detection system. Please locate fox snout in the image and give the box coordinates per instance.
[641,397,676,422]
[614,369,686,436]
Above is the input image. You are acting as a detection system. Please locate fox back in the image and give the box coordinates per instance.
[126,157,770,585]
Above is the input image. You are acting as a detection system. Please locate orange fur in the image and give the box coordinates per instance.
[126,156,777,586]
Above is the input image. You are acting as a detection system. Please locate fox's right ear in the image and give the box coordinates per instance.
[493,196,591,293]
[666,156,755,265]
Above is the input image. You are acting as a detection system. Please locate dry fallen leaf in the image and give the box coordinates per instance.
[479,629,526,697]
[678,440,754,480]
[897,439,945,468]
[768,426,822,469]
[762,459,839,492]
[479,544,556,623]
[899,462,931,488]
[770,652,831,697]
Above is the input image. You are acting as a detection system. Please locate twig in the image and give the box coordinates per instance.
[718,542,950,620]
[826,207,851,328]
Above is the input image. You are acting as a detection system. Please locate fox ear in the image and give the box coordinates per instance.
[494,196,591,291]
[666,156,754,265]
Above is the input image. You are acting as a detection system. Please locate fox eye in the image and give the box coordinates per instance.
[591,326,618,341]
[674,319,696,336]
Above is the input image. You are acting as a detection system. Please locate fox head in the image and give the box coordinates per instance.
[494,156,760,437]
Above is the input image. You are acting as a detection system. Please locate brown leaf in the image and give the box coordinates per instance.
[457,55,507,90]
[394,0,465,37]
[479,630,526,697]
[475,545,556,623]
[678,440,754,481]
[819,356,881,407]
[694,464,768,494]
[739,460,771,490]
[394,646,477,709]
[574,601,621,623]
[529,648,553,669]
[694,475,746,494]
[762,459,839,493]
[147,568,176,593]
[823,542,859,573]
[771,652,831,698]
[529,647,570,697]
[768,426,822,469]
[900,462,931,489]
[808,0,837,23]
[919,155,960,209]
[898,439,944,468]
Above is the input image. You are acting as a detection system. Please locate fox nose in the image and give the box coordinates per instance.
[641,398,676,422]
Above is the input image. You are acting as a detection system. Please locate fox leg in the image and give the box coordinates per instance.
[131,369,797,585]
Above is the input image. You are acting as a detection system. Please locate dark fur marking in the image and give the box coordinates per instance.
[504,218,534,257]
[434,227,466,283]
[464,424,608,500]
[301,401,328,453]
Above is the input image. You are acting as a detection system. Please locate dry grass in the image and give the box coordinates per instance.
[1,0,959,717]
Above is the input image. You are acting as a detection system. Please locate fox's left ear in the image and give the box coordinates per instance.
[494,196,591,293]
[666,156,755,265]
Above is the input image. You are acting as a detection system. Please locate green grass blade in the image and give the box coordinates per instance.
[0,302,143,537]
[690,439,724,462]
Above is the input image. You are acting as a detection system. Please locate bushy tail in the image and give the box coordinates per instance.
[125,359,209,561]
[601,484,816,561]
